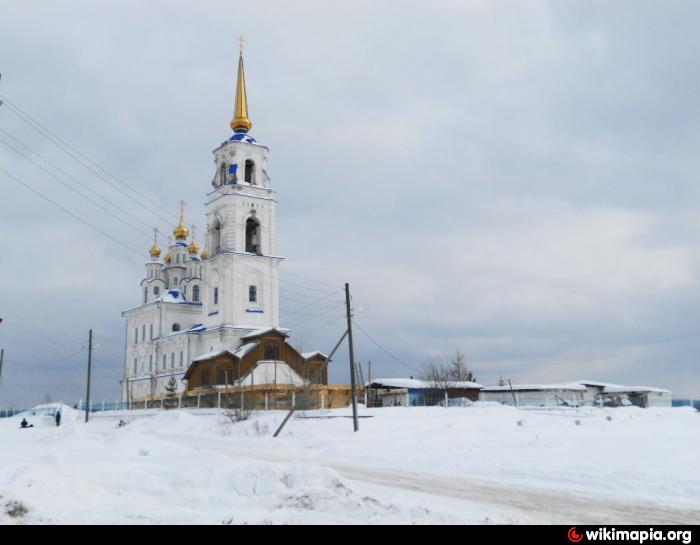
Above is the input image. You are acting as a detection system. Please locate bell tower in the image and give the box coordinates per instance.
[202,40,282,331]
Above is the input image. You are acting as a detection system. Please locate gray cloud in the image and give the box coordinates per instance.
[1,0,699,406]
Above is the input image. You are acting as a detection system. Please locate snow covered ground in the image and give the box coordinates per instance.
[0,403,698,524]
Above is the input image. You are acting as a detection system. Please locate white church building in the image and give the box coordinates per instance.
[121,47,321,402]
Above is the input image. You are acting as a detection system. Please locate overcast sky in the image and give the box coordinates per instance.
[1,0,699,406]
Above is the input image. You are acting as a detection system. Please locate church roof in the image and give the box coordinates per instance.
[154,290,187,304]
[228,132,258,144]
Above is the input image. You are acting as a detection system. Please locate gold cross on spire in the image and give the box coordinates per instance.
[231,36,252,133]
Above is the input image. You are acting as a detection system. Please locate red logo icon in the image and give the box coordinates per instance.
[568,527,584,543]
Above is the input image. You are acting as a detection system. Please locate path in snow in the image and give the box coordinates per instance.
[151,432,700,525]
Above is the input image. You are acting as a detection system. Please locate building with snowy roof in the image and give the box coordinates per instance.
[480,381,673,408]
[367,378,483,407]
[576,380,672,408]
[121,48,328,402]
[480,383,587,408]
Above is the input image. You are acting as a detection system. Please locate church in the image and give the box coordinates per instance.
[121,46,328,402]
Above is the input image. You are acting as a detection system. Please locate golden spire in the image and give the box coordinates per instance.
[149,228,162,259]
[187,225,200,255]
[164,236,173,264]
[230,36,252,133]
[173,200,189,241]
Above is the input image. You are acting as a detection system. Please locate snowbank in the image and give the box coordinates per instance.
[0,405,697,524]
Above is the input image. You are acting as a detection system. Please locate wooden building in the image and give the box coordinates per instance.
[183,328,328,391]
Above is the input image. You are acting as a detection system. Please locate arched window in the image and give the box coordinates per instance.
[249,285,257,303]
[154,287,160,297]
[213,219,222,255]
[220,163,228,186]
[245,217,261,254]
[192,284,201,303]
[245,160,255,184]
[143,288,148,304]
[172,323,181,332]
[213,287,219,305]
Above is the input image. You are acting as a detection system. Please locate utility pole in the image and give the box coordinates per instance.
[85,329,93,423]
[345,283,359,432]
[273,329,348,438]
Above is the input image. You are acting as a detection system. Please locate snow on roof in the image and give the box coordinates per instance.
[228,131,259,144]
[155,290,187,304]
[370,378,483,390]
[241,327,289,340]
[302,351,328,360]
[482,383,587,392]
[192,350,234,363]
[576,380,671,394]
[238,361,305,387]
[234,341,259,359]
[603,385,672,394]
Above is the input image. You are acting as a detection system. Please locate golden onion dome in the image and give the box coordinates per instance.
[164,251,172,264]
[187,225,200,255]
[149,228,161,259]
[173,201,189,241]
[201,246,209,260]
[173,222,189,241]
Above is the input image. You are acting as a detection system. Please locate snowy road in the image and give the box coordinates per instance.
[191,442,700,525]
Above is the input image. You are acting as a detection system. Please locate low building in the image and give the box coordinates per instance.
[480,384,587,407]
[367,378,483,407]
[577,380,672,408]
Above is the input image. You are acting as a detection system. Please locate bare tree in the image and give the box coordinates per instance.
[450,350,477,383]
[420,357,457,391]
[421,349,477,390]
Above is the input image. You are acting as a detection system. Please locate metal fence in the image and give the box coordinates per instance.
[2,396,697,419]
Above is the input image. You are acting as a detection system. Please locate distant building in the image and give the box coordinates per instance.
[577,380,672,408]
[367,378,483,407]
[480,384,587,408]
[480,381,673,408]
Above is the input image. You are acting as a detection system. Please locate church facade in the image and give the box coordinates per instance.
[121,48,326,402]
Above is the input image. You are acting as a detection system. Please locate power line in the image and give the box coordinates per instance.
[0,133,155,241]
[0,95,179,226]
[0,166,146,259]
[283,269,340,290]
[352,320,421,373]
[0,127,169,235]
